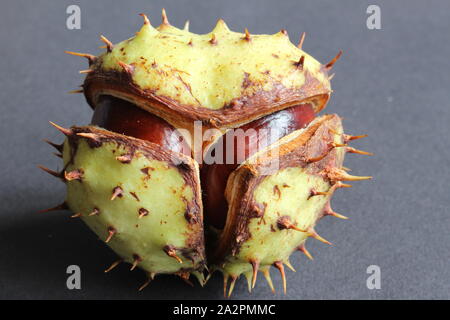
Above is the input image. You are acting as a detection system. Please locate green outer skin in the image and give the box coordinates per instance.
[62,127,205,274]
[218,115,345,279]
[94,19,330,111]
[222,167,331,276]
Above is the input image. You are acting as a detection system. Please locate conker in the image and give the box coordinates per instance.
[91,95,189,154]
[92,95,315,229]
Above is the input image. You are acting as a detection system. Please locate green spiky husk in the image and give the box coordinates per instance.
[209,114,357,294]
[62,126,206,278]
[39,11,372,295]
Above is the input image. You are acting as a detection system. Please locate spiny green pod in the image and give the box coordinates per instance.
[212,114,371,296]
[40,9,371,295]
[42,124,206,287]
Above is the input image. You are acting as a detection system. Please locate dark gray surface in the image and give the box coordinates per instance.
[0,0,449,300]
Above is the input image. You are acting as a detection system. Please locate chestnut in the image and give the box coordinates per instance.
[92,95,315,229]
[43,11,372,294]
[201,103,315,228]
[91,95,189,154]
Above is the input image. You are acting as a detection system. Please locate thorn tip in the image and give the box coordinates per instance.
[110,186,123,200]
[43,139,64,152]
[100,35,114,53]
[298,243,313,260]
[346,146,374,156]
[139,13,150,25]
[164,245,183,263]
[161,8,169,25]
[294,55,305,69]
[325,50,343,69]
[130,254,141,271]
[274,261,286,294]
[104,259,122,273]
[326,167,372,182]
[277,216,306,232]
[298,32,306,49]
[64,51,96,64]
[308,228,332,245]
[209,33,217,45]
[183,20,190,31]
[37,165,63,179]
[49,121,72,136]
[244,28,251,41]
[227,275,237,297]
[117,61,134,74]
[250,259,260,289]
[38,202,68,214]
[105,226,116,243]
[262,268,275,293]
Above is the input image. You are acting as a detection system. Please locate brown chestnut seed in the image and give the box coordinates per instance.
[91,95,190,154]
[201,103,315,228]
[92,95,315,229]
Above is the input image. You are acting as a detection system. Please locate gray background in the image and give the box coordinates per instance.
[1,0,449,299]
